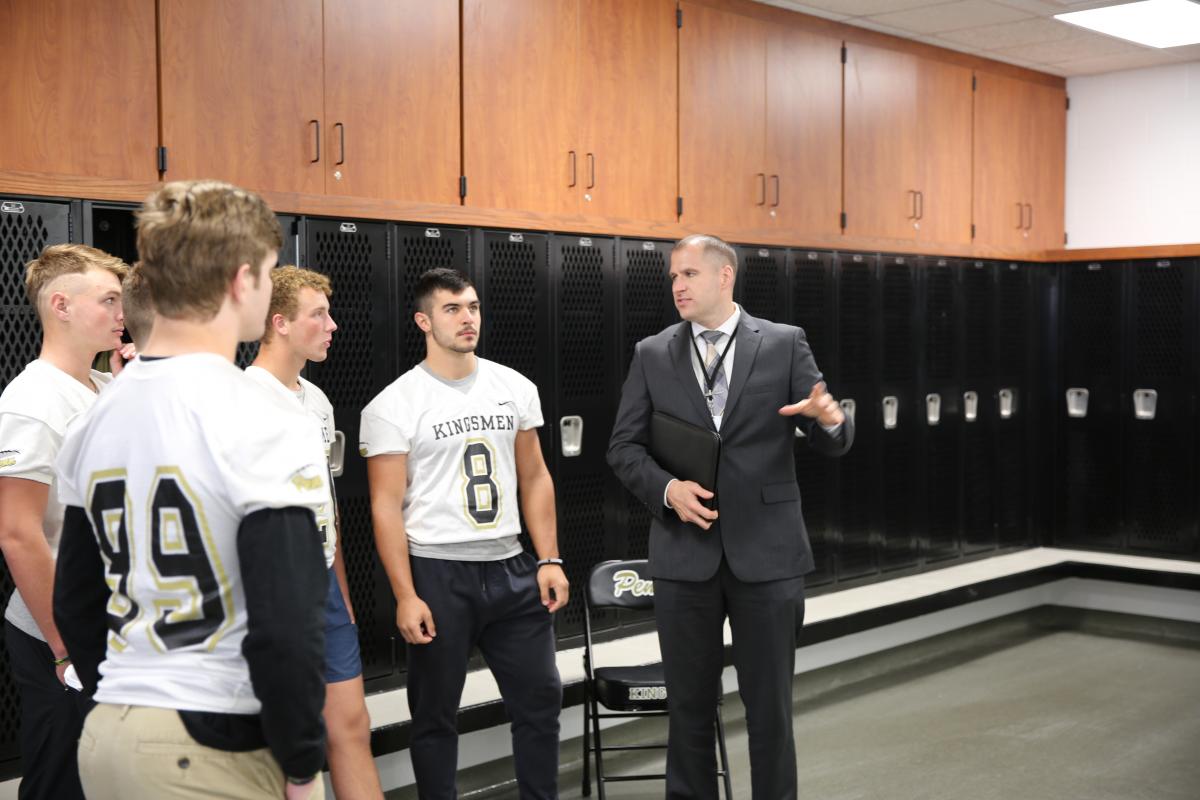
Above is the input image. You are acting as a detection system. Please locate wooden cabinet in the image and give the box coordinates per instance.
[464,0,677,221]
[974,71,1065,251]
[323,0,460,204]
[681,3,842,236]
[160,0,459,201]
[0,0,158,182]
[844,43,971,244]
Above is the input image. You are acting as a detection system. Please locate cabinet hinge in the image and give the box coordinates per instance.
[972,75,977,91]
[840,211,847,230]
[841,45,847,64]
[1064,232,1069,245]
[676,7,682,28]
[971,223,976,239]
[1065,96,1070,111]
[459,175,468,199]
[156,146,168,173]
[676,196,683,217]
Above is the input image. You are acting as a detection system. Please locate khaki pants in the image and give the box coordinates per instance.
[78,703,325,800]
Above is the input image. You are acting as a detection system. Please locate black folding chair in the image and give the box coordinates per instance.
[581,559,733,798]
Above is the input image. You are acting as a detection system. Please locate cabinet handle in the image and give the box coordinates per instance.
[568,151,577,188]
[771,175,780,207]
[587,153,595,189]
[1016,202,1024,230]
[310,120,320,163]
[756,173,766,206]
[1025,203,1033,231]
[907,190,917,220]
[916,190,924,220]
[335,122,345,166]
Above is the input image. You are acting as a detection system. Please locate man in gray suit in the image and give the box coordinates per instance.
[607,234,853,799]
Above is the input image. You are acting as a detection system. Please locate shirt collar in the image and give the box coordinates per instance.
[691,304,741,341]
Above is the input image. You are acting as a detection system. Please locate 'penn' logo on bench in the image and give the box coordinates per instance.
[612,570,654,598]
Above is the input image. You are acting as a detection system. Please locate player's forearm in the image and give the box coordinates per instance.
[0,527,67,655]
[520,470,559,560]
[371,507,419,601]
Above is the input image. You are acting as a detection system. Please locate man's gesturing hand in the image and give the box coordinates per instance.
[537,564,570,613]
[779,381,844,427]
[666,479,719,530]
[396,594,436,644]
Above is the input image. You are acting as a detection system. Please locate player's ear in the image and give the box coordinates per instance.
[48,290,71,321]
[414,310,431,333]
[271,313,288,336]
[230,262,254,303]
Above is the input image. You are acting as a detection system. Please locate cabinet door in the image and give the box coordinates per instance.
[0,0,157,181]
[973,72,1026,250]
[844,44,919,241]
[463,0,580,214]
[159,0,325,194]
[766,27,842,237]
[917,59,972,245]
[679,2,767,230]
[579,0,677,222]
[1024,81,1066,250]
[324,0,460,204]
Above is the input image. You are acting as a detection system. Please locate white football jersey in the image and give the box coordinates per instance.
[244,366,337,568]
[55,354,331,715]
[0,360,111,640]
[359,359,542,547]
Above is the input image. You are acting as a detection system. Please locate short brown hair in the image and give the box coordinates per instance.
[136,180,281,321]
[24,243,128,309]
[121,264,155,347]
[673,234,739,278]
[262,265,333,343]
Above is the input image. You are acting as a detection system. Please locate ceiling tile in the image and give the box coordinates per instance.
[995,32,1145,64]
[1053,49,1182,75]
[753,1,850,20]
[842,16,927,37]
[1163,43,1200,62]
[936,16,1079,48]
[867,0,1033,35]
[786,0,946,17]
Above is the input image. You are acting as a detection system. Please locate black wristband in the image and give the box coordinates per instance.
[286,774,317,786]
[537,557,564,568]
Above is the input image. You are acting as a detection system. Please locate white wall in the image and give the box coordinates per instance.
[1065,61,1200,249]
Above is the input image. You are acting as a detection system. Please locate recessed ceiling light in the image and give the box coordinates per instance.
[1056,0,1200,48]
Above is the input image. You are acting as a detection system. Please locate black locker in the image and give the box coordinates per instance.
[549,235,619,639]
[921,258,963,563]
[614,238,677,561]
[995,261,1034,548]
[1124,258,1197,555]
[393,225,472,374]
[232,213,303,368]
[879,256,920,571]
[303,218,397,684]
[834,252,880,580]
[1058,261,1124,548]
[0,196,73,768]
[83,201,139,265]
[960,260,997,554]
[790,250,837,587]
[736,245,789,323]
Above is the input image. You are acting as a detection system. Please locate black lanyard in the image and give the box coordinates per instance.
[691,326,738,401]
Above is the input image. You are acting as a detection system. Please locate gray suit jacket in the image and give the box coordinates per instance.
[607,312,854,583]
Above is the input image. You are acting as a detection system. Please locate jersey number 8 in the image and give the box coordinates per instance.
[461,439,500,528]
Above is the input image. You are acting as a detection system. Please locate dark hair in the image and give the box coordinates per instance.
[414,268,474,314]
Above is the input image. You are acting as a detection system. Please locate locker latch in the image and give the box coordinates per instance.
[839,398,857,426]
[998,388,1016,419]
[882,396,899,430]
[925,393,942,426]
[963,391,979,422]
[1066,388,1089,418]
[1133,389,1157,421]
[560,416,583,457]
[329,430,346,478]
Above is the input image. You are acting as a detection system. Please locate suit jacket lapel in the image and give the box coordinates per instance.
[721,313,762,424]
[669,321,714,428]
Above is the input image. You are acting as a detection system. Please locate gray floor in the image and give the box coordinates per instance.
[387,609,1200,799]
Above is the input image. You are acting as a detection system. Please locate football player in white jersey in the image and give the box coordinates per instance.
[0,244,127,800]
[51,181,330,800]
[362,268,569,799]
[246,265,383,800]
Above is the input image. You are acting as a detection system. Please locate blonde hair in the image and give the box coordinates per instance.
[261,266,333,343]
[673,234,739,277]
[120,264,155,347]
[136,180,281,321]
[24,244,128,311]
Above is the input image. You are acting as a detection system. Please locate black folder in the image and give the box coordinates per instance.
[649,411,721,509]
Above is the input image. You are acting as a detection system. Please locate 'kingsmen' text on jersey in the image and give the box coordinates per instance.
[54,354,331,715]
[244,366,337,569]
[359,359,542,548]
[0,360,111,640]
